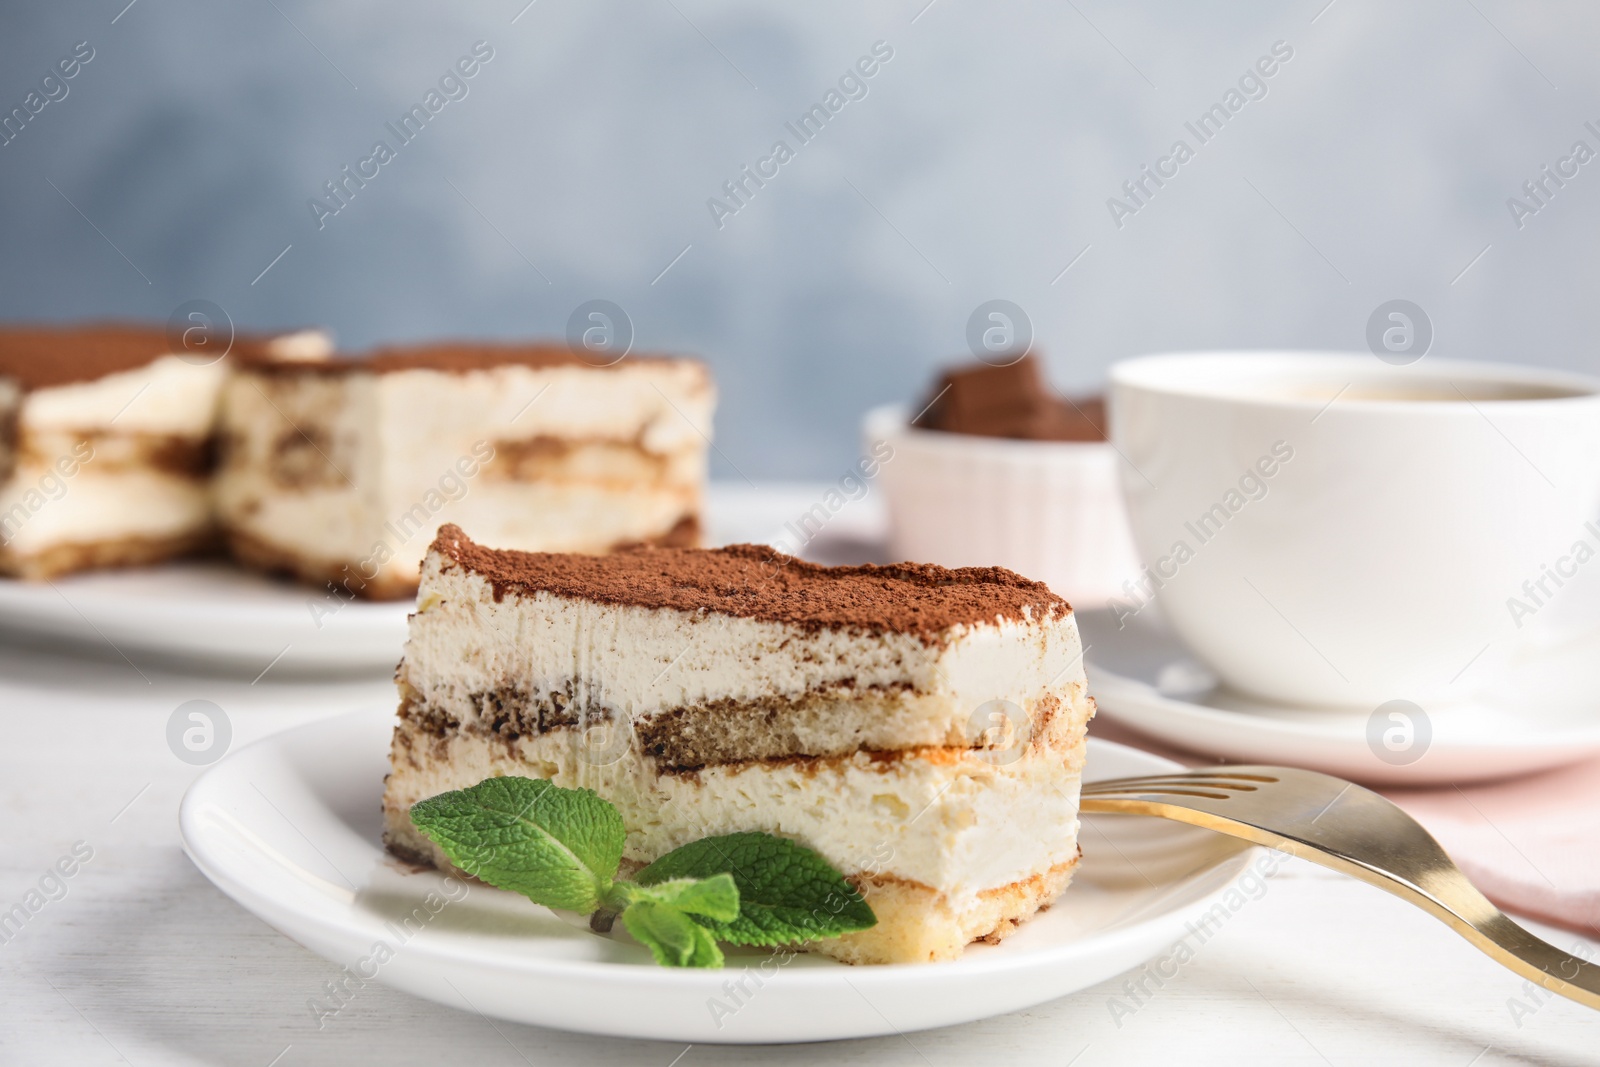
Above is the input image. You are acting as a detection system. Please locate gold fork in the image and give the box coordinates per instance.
[1080,765,1600,1010]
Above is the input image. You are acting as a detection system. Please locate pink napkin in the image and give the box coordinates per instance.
[1091,719,1600,936]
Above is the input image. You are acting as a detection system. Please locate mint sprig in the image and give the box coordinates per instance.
[410,777,876,968]
[638,832,877,946]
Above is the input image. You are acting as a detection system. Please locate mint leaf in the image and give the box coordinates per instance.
[409,777,624,913]
[621,901,725,968]
[618,873,740,922]
[637,832,876,946]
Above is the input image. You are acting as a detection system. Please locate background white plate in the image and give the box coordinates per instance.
[0,561,409,674]
[1080,607,1600,785]
[180,709,1259,1044]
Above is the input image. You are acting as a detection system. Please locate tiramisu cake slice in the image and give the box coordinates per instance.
[215,343,713,600]
[0,323,322,579]
[383,525,1093,964]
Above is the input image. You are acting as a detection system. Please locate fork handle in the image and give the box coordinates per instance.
[1083,796,1600,1011]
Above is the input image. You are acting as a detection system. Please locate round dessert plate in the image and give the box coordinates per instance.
[180,709,1259,1044]
[1079,607,1600,786]
[0,561,409,673]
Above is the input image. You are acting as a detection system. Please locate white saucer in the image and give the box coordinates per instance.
[180,708,1259,1044]
[1079,607,1600,786]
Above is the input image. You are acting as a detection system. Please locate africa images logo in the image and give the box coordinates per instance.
[706,41,894,230]
[308,41,494,230]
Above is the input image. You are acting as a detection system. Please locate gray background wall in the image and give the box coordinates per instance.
[2,1,1596,478]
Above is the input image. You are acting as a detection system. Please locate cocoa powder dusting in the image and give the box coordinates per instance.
[430,524,1068,638]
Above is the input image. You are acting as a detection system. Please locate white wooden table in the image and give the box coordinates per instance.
[3,485,1599,1065]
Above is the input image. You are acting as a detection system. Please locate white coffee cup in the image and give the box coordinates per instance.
[1109,351,1600,709]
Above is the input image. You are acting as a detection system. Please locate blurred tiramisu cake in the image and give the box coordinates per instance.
[0,322,326,579]
[213,342,714,600]
[383,525,1092,964]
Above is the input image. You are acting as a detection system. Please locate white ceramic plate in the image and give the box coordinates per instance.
[180,709,1259,1044]
[1079,607,1600,786]
[0,561,409,673]
[0,486,793,675]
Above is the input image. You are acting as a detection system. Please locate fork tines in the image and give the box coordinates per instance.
[1080,770,1280,800]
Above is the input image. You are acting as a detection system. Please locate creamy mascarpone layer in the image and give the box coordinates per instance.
[385,725,1084,901]
[373,362,714,462]
[225,481,696,589]
[0,467,209,552]
[266,329,335,362]
[22,355,226,437]
[403,551,1088,722]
